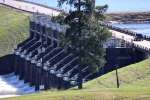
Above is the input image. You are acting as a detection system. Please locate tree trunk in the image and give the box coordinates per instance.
[77,0,83,90]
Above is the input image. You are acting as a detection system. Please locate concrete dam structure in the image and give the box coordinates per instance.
[0,0,150,97]
[0,14,149,93]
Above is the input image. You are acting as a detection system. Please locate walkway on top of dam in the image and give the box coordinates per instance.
[100,22,150,53]
[110,29,150,52]
[0,0,62,16]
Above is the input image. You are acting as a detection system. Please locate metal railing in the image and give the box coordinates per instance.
[100,22,150,41]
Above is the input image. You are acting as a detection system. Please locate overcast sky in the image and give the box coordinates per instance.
[27,0,150,13]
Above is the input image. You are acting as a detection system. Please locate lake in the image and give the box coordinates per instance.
[112,23,150,36]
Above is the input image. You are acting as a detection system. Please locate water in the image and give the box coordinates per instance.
[113,23,150,36]
[0,73,35,98]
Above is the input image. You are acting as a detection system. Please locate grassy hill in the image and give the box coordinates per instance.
[0,5,29,57]
[85,59,150,89]
[1,59,149,100]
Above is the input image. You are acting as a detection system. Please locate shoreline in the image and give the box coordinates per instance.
[106,12,150,24]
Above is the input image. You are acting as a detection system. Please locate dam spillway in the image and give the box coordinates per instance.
[13,14,91,91]
[0,13,147,93]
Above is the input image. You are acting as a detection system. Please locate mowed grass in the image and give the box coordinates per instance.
[1,59,150,100]
[0,5,29,57]
[85,59,150,89]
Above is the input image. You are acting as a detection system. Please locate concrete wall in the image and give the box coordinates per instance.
[0,48,147,76]
[0,54,15,75]
[90,48,147,79]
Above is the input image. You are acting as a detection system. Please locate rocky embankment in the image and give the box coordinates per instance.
[106,12,150,23]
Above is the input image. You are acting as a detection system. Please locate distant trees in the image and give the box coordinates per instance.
[57,0,111,89]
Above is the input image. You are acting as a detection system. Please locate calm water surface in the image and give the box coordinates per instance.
[113,23,150,36]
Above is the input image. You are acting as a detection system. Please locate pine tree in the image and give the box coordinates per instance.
[58,0,111,89]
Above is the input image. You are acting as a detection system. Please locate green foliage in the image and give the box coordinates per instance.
[58,0,111,73]
[51,13,66,24]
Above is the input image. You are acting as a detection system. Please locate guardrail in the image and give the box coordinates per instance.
[100,22,150,41]
[125,40,150,53]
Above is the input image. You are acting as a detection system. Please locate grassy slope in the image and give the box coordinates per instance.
[85,59,150,89]
[0,5,29,57]
[1,59,150,100]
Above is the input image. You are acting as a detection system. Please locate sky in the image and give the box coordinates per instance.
[26,0,150,13]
